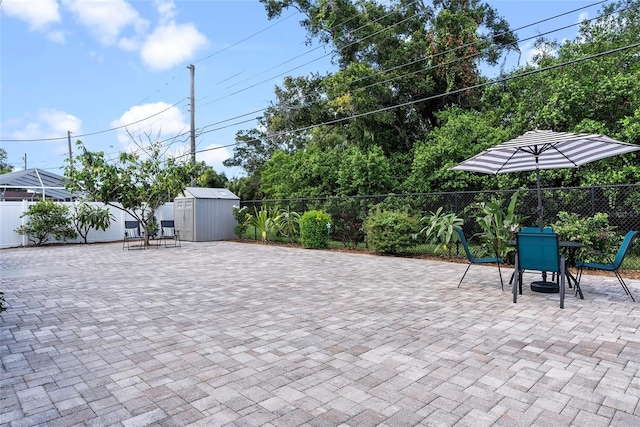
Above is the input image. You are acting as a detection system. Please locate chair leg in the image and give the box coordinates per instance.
[458,264,472,288]
[513,257,519,303]
[614,270,635,301]
[497,262,504,291]
[559,256,565,309]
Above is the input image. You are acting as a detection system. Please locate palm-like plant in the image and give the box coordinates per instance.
[420,207,464,253]
[277,207,301,243]
[465,192,524,260]
[247,206,279,242]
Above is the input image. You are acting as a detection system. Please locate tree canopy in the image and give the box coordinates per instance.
[65,137,199,245]
[225,0,640,200]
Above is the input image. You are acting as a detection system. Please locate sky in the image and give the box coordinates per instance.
[0,0,615,178]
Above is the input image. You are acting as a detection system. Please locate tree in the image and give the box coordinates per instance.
[197,163,229,188]
[479,0,640,189]
[65,138,198,246]
[238,0,517,198]
[404,107,510,193]
[15,200,77,245]
[71,201,115,244]
[0,148,13,174]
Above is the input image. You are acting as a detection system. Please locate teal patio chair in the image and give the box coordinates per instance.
[454,227,504,290]
[513,231,566,308]
[576,230,637,301]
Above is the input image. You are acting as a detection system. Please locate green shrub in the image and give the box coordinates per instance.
[465,192,523,260]
[552,211,619,261]
[15,200,77,246]
[300,210,331,249]
[323,198,366,248]
[233,206,250,238]
[420,207,464,253]
[364,208,419,254]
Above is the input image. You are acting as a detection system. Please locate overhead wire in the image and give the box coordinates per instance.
[0,99,187,142]
[189,40,640,158]
[195,0,612,122]
[199,9,424,107]
[3,0,604,145]
[94,0,631,161]
[3,0,620,170]
[221,0,421,90]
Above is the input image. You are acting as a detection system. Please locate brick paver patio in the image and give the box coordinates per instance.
[1,241,639,426]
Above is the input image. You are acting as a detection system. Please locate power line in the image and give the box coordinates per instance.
[192,0,619,137]
[195,0,611,113]
[0,99,187,142]
[220,0,421,91]
[191,40,640,158]
[2,0,619,170]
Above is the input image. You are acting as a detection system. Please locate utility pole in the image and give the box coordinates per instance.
[22,153,27,169]
[188,64,196,167]
[67,131,73,161]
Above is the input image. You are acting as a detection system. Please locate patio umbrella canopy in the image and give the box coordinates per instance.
[450,130,640,229]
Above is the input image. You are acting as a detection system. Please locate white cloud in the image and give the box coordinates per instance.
[47,30,66,44]
[111,102,188,153]
[1,0,61,31]
[141,22,208,70]
[10,109,82,141]
[155,0,177,24]
[62,0,149,46]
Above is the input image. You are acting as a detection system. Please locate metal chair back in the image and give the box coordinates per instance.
[612,230,638,269]
[514,231,566,308]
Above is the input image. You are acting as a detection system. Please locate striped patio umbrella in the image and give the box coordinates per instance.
[450,130,640,229]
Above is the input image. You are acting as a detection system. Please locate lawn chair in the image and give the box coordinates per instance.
[454,227,504,290]
[123,220,144,250]
[575,230,637,301]
[513,231,566,308]
[160,220,181,247]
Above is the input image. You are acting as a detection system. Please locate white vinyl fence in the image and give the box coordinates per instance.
[0,201,174,249]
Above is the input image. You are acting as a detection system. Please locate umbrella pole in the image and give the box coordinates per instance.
[536,167,544,230]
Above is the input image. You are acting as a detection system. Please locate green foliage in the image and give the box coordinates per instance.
[337,145,393,196]
[15,200,77,246]
[407,108,511,193]
[65,138,197,246]
[0,147,13,174]
[233,206,250,238]
[71,202,115,244]
[420,207,464,253]
[299,210,331,249]
[323,198,366,249]
[247,206,280,242]
[465,193,524,259]
[363,208,418,254]
[197,163,229,188]
[277,206,301,243]
[552,212,619,258]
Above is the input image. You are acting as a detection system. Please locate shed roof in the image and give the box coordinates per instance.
[180,187,239,200]
[0,168,75,201]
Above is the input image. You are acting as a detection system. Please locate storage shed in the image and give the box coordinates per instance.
[174,187,240,241]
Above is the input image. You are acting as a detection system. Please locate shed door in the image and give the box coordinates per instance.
[176,199,194,241]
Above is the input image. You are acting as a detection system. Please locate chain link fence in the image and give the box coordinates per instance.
[240,184,640,268]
